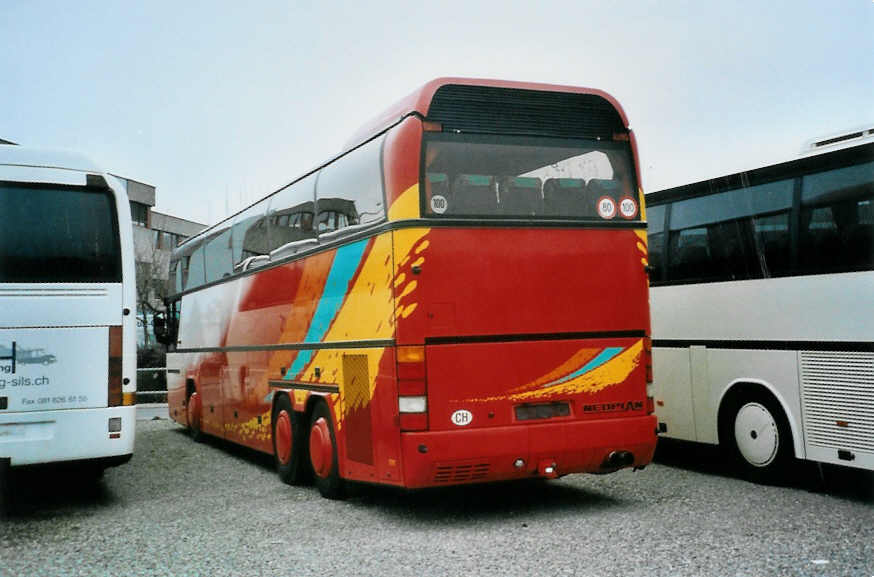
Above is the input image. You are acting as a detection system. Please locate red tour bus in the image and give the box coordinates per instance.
[159,78,657,498]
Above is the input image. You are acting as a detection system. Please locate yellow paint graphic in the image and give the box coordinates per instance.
[635,230,648,250]
[301,225,431,429]
[224,411,272,443]
[468,340,644,403]
[514,348,601,391]
[638,187,647,220]
[388,183,421,221]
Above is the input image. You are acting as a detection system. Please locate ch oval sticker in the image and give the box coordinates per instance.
[451,410,473,427]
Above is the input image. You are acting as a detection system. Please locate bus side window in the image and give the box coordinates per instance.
[203,222,233,283]
[646,204,666,282]
[185,243,206,290]
[316,136,385,238]
[799,160,874,274]
[265,174,317,254]
[231,200,270,271]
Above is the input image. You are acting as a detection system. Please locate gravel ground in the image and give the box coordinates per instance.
[1,418,872,577]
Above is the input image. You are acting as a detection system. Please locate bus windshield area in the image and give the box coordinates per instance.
[0,184,121,283]
[422,133,639,221]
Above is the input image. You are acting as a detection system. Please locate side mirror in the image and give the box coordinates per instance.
[153,313,174,346]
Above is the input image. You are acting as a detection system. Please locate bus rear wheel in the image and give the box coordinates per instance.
[308,402,345,500]
[187,391,203,442]
[273,395,306,485]
[721,390,793,484]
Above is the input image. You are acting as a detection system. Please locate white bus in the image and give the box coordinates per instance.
[647,135,873,482]
[0,147,137,492]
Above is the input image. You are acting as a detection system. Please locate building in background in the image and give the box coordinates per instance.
[114,175,205,348]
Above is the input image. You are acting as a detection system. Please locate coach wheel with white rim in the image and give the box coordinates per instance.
[273,395,306,485]
[724,390,793,484]
[308,402,346,500]
[187,391,203,442]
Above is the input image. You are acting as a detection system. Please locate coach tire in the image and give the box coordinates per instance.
[722,389,794,484]
[273,394,305,485]
[187,390,203,443]
[308,402,346,500]
[0,458,10,518]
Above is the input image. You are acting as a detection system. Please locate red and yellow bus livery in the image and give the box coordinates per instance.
[160,78,657,498]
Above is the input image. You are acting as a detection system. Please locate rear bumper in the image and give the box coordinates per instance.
[400,414,657,488]
[0,406,135,466]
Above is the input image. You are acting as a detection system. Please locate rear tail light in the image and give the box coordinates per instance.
[108,326,123,407]
[397,346,427,431]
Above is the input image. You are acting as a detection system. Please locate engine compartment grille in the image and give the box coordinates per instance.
[800,351,874,454]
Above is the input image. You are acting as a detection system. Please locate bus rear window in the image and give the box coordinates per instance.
[0,184,122,283]
[422,133,639,221]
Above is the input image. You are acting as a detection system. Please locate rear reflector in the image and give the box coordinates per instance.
[108,326,123,407]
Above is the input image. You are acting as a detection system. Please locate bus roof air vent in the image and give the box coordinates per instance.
[426,84,625,140]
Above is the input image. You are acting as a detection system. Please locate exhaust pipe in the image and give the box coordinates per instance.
[601,450,634,471]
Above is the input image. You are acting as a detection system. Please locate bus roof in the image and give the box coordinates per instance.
[0,146,104,173]
[345,77,631,148]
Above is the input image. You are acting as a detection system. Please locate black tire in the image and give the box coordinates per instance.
[0,459,10,518]
[720,389,794,484]
[308,402,346,500]
[272,395,307,485]
[187,391,204,443]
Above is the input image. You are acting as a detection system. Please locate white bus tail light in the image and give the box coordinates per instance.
[399,396,427,413]
[397,346,428,431]
[108,326,123,407]
[108,417,122,433]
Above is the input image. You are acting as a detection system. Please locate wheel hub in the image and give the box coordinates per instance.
[275,410,292,465]
[309,417,333,478]
[734,402,779,467]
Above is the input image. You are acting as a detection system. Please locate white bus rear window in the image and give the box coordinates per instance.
[0,184,122,283]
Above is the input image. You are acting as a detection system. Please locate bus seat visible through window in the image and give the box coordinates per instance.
[426,173,449,213]
[451,174,497,215]
[499,176,542,216]
[585,179,622,218]
[543,178,586,217]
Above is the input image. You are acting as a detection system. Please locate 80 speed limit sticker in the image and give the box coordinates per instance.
[597,196,617,219]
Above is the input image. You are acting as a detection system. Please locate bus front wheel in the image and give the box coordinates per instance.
[308,402,345,500]
[272,395,306,485]
[721,390,793,484]
[187,391,203,442]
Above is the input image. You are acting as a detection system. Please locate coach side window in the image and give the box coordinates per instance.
[230,200,270,270]
[266,174,317,253]
[799,160,874,274]
[646,204,666,282]
[203,221,234,283]
[184,242,206,290]
[316,136,385,238]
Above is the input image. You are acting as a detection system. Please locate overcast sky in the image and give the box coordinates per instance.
[2,1,872,225]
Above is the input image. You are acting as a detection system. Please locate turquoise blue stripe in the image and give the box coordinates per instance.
[284,239,369,379]
[540,347,624,389]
